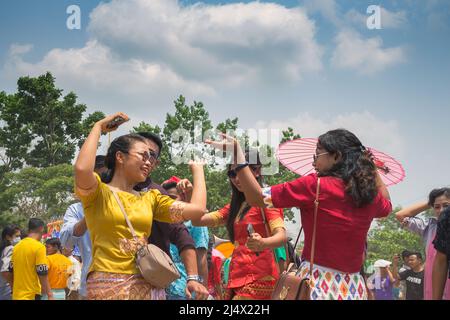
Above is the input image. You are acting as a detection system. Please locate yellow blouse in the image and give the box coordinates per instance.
[75,173,179,275]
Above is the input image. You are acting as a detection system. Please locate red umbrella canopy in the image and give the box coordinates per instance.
[276,138,405,187]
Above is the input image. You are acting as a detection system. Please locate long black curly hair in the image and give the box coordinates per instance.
[317,129,378,207]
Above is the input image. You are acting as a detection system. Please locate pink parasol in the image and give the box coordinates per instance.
[276,138,405,186]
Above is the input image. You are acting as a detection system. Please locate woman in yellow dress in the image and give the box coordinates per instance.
[74,112,207,300]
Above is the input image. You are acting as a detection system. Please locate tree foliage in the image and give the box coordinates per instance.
[0,164,75,229]
[0,72,104,176]
[366,207,424,265]
[0,72,104,228]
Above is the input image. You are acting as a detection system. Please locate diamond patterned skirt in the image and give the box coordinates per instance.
[298,262,368,300]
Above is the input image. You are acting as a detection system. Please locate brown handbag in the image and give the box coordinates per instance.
[111,189,180,288]
[271,177,321,300]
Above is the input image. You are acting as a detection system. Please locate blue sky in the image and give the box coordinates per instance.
[1,0,449,211]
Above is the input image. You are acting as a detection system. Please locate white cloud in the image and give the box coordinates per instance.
[1,0,325,116]
[88,0,323,84]
[8,44,33,56]
[2,40,215,115]
[300,1,407,74]
[254,111,405,158]
[331,29,405,74]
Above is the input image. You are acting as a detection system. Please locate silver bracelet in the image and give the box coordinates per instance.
[186,275,203,283]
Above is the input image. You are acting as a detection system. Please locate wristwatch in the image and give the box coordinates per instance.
[186,275,203,283]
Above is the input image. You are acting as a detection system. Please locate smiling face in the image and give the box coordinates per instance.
[117,140,155,184]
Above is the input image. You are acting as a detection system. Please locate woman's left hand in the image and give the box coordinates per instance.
[188,159,207,170]
[246,233,266,252]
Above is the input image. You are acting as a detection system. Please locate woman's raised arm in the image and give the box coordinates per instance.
[74,112,129,192]
[206,133,265,207]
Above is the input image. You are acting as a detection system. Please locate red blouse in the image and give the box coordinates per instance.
[269,173,392,273]
[210,204,284,288]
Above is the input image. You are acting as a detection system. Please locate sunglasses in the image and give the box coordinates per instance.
[124,150,159,163]
[312,152,329,162]
[227,165,258,178]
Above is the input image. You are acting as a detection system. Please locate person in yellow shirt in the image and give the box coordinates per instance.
[8,218,54,300]
[74,112,207,300]
[43,238,73,300]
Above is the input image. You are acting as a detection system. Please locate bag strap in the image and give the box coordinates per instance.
[110,188,138,239]
[309,177,321,277]
[293,227,303,250]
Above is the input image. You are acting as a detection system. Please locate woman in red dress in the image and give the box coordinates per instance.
[206,129,392,300]
[193,153,287,300]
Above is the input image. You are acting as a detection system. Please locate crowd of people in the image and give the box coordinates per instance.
[0,112,449,300]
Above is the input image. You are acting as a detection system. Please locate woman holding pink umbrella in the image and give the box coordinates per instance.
[206,128,393,300]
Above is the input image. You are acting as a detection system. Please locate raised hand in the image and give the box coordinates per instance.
[393,254,400,264]
[205,133,239,152]
[96,112,130,133]
[188,159,207,170]
[205,133,245,164]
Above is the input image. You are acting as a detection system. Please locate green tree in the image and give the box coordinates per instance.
[0,211,28,231]
[0,92,32,183]
[367,207,424,265]
[0,72,104,171]
[0,164,75,222]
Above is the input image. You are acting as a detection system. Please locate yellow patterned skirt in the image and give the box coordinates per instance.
[224,276,277,300]
[86,271,166,300]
